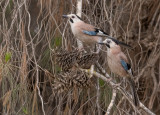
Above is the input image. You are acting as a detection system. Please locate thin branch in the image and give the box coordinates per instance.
[81,69,156,115]
[96,74,101,115]
[76,0,83,49]
[24,0,45,115]
[149,67,158,109]
[106,89,117,115]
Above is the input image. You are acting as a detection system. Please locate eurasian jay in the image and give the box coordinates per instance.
[99,39,139,106]
[62,14,131,48]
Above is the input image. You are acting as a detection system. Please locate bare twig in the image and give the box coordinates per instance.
[76,0,83,49]
[24,0,45,114]
[81,69,156,115]
[0,0,159,114]
[106,89,117,115]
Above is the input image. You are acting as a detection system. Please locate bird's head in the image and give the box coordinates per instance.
[62,14,82,24]
[98,39,120,49]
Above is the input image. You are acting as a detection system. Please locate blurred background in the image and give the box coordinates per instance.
[0,0,159,114]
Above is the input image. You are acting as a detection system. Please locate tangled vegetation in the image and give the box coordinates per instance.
[0,0,159,115]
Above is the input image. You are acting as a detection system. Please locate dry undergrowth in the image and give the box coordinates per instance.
[0,0,159,115]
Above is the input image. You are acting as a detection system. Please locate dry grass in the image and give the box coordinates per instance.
[0,0,159,115]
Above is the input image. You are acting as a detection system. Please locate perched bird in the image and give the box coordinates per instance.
[99,39,139,106]
[62,14,131,48]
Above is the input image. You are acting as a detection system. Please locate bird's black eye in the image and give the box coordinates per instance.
[107,40,111,44]
[72,16,75,18]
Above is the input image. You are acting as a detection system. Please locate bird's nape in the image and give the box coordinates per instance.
[116,40,132,49]
[98,34,132,49]
[98,42,105,45]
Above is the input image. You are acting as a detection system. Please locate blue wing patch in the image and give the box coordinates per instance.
[83,30,97,36]
[120,60,130,71]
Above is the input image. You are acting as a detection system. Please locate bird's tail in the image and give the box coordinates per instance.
[127,77,140,106]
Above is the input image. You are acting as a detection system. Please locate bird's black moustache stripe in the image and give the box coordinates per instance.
[70,18,73,23]
[106,44,110,48]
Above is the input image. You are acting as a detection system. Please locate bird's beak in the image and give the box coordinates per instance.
[98,42,105,45]
[62,15,68,18]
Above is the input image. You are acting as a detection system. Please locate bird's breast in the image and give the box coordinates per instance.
[74,30,102,44]
[107,54,128,77]
[78,35,101,44]
[71,23,102,44]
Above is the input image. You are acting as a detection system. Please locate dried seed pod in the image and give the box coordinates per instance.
[54,48,82,71]
[77,52,99,69]
[52,69,91,95]
[55,48,99,71]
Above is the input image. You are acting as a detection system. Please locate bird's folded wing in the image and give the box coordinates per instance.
[78,23,111,37]
[120,59,130,71]
[78,23,132,48]
[83,30,97,36]
[120,59,133,76]
[82,26,109,36]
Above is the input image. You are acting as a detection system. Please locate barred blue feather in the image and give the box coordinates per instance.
[83,30,97,36]
[120,60,129,71]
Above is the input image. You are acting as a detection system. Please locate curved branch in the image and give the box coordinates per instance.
[81,69,155,115]
[106,89,117,115]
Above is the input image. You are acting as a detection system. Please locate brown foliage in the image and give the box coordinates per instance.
[0,0,159,115]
